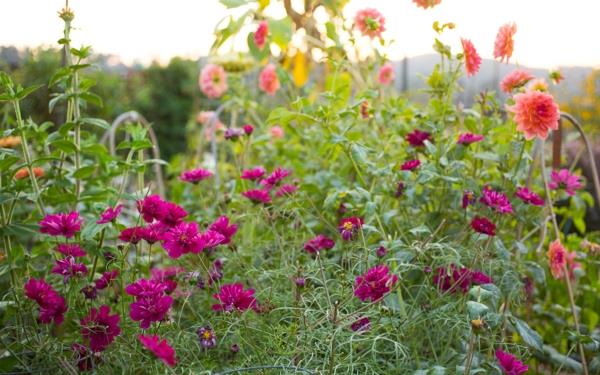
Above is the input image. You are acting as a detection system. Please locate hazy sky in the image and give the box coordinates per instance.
[1,0,599,68]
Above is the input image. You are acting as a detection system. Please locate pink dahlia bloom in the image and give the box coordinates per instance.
[159,202,188,227]
[506,90,560,140]
[139,335,177,367]
[96,205,123,224]
[151,266,184,294]
[198,230,227,251]
[547,239,571,280]
[406,129,432,147]
[52,256,88,283]
[338,216,364,241]
[199,64,228,99]
[304,234,335,254]
[400,159,421,171]
[515,187,544,206]
[351,317,371,332]
[354,8,385,39]
[80,305,121,352]
[212,283,258,312]
[549,169,583,196]
[119,226,145,244]
[242,189,272,204]
[208,215,238,245]
[495,349,528,375]
[471,216,496,236]
[258,63,280,95]
[94,270,119,290]
[275,184,298,197]
[162,222,203,258]
[354,264,398,302]
[39,211,82,238]
[480,186,513,214]
[241,167,266,181]
[493,23,517,63]
[412,0,442,9]
[457,133,484,145]
[254,20,269,50]
[179,168,213,183]
[24,278,67,325]
[126,279,173,329]
[141,222,168,244]
[462,190,476,209]
[137,195,168,223]
[126,278,169,299]
[433,264,492,294]
[378,63,395,85]
[55,243,86,257]
[270,125,285,139]
[500,70,534,93]
[261,167,291,189]
[461,38,481,77]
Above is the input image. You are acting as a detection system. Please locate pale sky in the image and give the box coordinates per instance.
[1,0,599,69]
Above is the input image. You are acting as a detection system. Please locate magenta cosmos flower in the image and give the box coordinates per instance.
[471,216,496,236]
[515,187,544,206]
[258,63,280,96]
[354,8,385,39]
[338,216,363,241]
[119,226,145,244]
[151,266,185,294]
[224,127,244,140]
[261,167,290,189]
[457,133,484,145]
[406,129,432,147]
[80,305,121,352]
[199,63,227,99]
[378,63,395,85]
[96,204,123,224]
[95,270,118,290]
[159,201,188,227]
[139,335,177,367]
[462,190,476,209]
[275,184,298,197]
[400,159,421,171]
[548,169,582,196]
[197,326,218,349]
[241,166,266,181]
[55,243,86,257]
[243,124,254,135]
[212,283,258,312]
[507,89,560,140]
[480,186,513,214]
[24,278,68,325]
[433,264,492,293]
[179,168,213,184]
[501,70,534,93]
[39,211,82,238]
[304,234,335,254]
[354,264,398,302]
[495,349,528,375]
[254,20,269,50]
[126,279,174,329]
[242,189,272,204]
[413,0,442,9]
[137,195,168,223]
[493,23,517,63]
[52,256,88,283]
[162,222,202,258]
[351,317,371,332]
[208,215,238,245]
[461,38,481,77]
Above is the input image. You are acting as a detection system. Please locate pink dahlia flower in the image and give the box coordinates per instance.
[461,38,481,77]
[338,216,364,241]
[547,239,572,280]
[80,305,121,352]
[500,70,534,93]
[39,211,82,238]
[52,256,88,283]
[212,283,258,312]
[96,205,123,224]
[457,133,484,145]
[304,234,335,254]
[126,279,173,329]
[119,226,145,244]
[471,216,496,236]
[495,349,528,375]
[480,186,513,214]
[55,243,86,257]
[94,270,119,290]
[270,125,285,139]
[354,264,398,302]
[139,335,177,367]
[354,8,385,39]
[179,168,213,183]
[24,278,68,325]
[378,63,395,85]
[141,222,168,244]
[242,189,272,204]
[412,0,442,9]
[275,184,298,197]
[515,187,544,206]
[493,23,517,63]
[159,202,188,227]
[137,195,168,223]
[241,166,266,181]
[254,20,269,50]
[400,159,421,171]
[434,264,492,293]
[162,222,203,258]
[260,167,291,189]
[406,129,432,147]
[199,64,228,99]
[258,63,280,95]
[208,215,238,245]
[549,169,582,196]
[506,90,560,140]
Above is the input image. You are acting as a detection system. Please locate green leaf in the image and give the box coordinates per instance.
[220,0,250,7]
[73,165,96,179]
[79,92,103,108]
[15,84,44,100]
[79,117,110,130]
[49,139,78,153]
[49,67,71,87]
[512,317,543,351]
[466,301,489,319]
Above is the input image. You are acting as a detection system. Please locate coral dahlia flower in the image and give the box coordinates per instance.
[500,70,534,93]
[493,23,517,63]
[199,64,228,99]
[378,63,395,85]
[506,90,560,140]
[461,38,481,77]
[354,8,385,39]
[258,63,280,95]
[412,0,442,9]
[254,21,269,50]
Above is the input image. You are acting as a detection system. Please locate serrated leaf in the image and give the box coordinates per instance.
[512,317,543,351]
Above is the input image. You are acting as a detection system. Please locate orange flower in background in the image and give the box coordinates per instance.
[547,240,580,280]
[0,136,21,148]
[14,167,45,180]
[460,38,481,77]
[506,90,559,140]
[354,8,385,39]
[413,0,442,9]
[500,70,534,93]
[493,22,517,63]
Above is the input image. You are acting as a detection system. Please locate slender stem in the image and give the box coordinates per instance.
[463,333,476,375]
[317,253,333,311]
[89,228,105,282]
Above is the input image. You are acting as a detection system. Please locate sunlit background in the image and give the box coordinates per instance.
[2,0,599,68]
